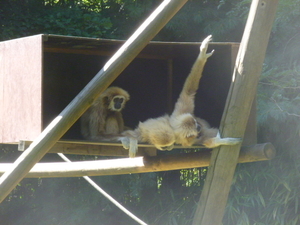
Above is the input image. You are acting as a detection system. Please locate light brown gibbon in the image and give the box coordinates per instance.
[169,35,241,148]
[120,115,176,157]
[120,35,213,157]
[121,35,240,157]
[81,86,130,140]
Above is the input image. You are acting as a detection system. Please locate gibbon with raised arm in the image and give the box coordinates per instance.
[169,35,214,146]
[121,35,213,157]
[121,35,240,157]
[81,86,130,140]
[170,35,241,148]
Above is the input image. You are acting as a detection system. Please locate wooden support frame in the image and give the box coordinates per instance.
[0,143,275,178]
[192,0,279,224]
[0,0,189,203]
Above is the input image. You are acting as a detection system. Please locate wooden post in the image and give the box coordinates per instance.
[0,0,188,203]
[0,143,275,178]
[192,0,279,224]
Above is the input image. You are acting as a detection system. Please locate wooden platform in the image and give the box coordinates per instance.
[18,139,162,156]
[17,139,216,157]
[17,140,276,161]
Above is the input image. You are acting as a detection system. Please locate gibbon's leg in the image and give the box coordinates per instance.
[105,112,124,134]
[128,138,138,158]
[202,131,242,148]
[105,116,120,135]
[171,35,214,118]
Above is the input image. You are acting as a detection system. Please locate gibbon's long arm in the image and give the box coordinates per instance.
[171,35,214,117]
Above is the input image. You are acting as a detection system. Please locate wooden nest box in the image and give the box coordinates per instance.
[0,34,256,156]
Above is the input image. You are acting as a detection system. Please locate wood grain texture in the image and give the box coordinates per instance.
[18,140,157,157]
[192,1,279,224]
[0,35,43,143]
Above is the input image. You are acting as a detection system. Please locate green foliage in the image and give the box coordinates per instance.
[0,0,114,41]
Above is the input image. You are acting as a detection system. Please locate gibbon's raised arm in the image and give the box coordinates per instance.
[171,35,214,118]
[169,35,214,146]
[170,35,241,148]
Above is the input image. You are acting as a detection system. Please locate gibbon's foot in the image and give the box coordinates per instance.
[203,136,242,148]
[199,35,214,60]
[128,138,138,158]
[119,137,138,158]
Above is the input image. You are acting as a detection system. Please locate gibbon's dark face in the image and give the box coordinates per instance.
[113,97,124,110]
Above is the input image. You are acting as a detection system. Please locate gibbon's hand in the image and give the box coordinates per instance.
[199,35,214,60]
[119,136,138,158]
[119,137,130,149]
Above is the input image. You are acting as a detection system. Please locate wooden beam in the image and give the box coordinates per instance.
[0,0,189,203]
[192,1,279,225]
[18,140,158,157]
[0,143,275,178]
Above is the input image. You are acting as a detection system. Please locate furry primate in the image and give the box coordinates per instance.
[81,86,130,140]
[120,36,213,157]
[121,115,176,157]
[169,35,241,148]
[121,35,240,157]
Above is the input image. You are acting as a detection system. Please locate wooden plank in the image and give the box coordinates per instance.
[0,143,275,178]
[0,35,43,143]
[18,140,157,157]
[0,0,189,204]
[0,43,3,143]
[243,97,258,145]
[229,42,257,146]
[192,1,279,225]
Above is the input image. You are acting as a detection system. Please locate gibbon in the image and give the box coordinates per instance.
[121,115,175,157]
[169,35,241,148]
[121,35,240,157]
[120,35,213,157]
[81,86,130,140]
[194,117,241,148]
[169,34,213,146]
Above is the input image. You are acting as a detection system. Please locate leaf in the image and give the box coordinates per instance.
[257,190,266,207]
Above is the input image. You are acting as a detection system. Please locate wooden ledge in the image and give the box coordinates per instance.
[18,140,275,160]
[3,142,275,178]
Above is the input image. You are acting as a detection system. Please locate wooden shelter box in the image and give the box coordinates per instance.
[0,34,256,156]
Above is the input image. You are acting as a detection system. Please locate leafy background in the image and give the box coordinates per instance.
[1,0,300,224]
